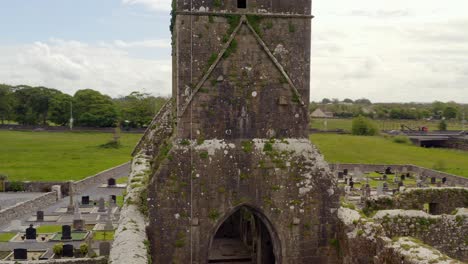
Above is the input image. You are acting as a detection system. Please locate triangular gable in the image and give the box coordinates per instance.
[178,15,306,118]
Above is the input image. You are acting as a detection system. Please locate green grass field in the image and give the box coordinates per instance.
[310,134,468,177]
[0,131,141,181]
[0,233,15,242]
[311,118,464,131]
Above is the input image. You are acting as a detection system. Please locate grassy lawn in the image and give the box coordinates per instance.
[0,233,15,242]
[117,176,128,184]
[310,134,468,177]
[0,131,141,181]
[37,225,62,233]
[93,231,115,241]
[311,118,463,132]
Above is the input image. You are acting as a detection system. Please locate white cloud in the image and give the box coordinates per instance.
[112,39,171,49]
[122,0,172,12]
[310,0,468,103]
[0,39,172,97]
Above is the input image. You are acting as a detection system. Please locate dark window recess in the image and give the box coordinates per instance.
[238,0,247,8]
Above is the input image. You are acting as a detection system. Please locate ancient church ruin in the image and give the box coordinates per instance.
[143,0,340,263]
[109,1,467,264]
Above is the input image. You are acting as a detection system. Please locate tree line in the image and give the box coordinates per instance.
[0,84,168,128]
[312,98,467,121]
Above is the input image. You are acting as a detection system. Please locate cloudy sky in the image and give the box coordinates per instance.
[0,0,467,102]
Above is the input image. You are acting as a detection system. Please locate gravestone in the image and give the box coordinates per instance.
[442,177,447,184]
[73,203,85,231]
[337,172,344,180]
[52,185,62,199]
[431,177,436,184]
[98,197,106,212]
[99,242,111,256]
[402,167,408,174]
[393,175,399,183]
[107,178,116,187]
[110,195,117,204]
[400,174,405,181]
[343,169,348,176]
[344,178,348,184]
[81,196,90,205]
[383,182,389,192]
[382,174,387,181]
[61,225,72,240]
[385,167,393,175]
[398,182,404,188]
[353,167,363,178]
[349,180,354,189]
[25,224,36,240]
[14,248,27,260]
[63,244,74,258]
[36,211,44,222]
[377,185,384,196]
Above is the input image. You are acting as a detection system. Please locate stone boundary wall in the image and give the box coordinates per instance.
[374,210,468,261]
[441,138,468,151]
[336,208,464,264]
[330,163,468,187]
[4,181,69,194]
[109,154,149,264]
[0,192,57,227]
[74,162,130,194]
[0,257,107,264]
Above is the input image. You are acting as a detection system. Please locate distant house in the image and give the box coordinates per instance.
[311,108,334,118]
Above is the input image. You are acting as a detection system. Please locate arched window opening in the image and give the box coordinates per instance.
[208,207,276,263]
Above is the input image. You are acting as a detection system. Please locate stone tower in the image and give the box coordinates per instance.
[147,0,340,263]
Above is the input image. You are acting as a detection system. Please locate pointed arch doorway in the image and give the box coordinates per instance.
[208,206,279,264]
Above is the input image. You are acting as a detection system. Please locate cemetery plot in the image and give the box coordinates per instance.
[0,251,10,260]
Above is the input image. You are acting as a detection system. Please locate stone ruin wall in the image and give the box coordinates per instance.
[365,188,468,215]
[374,210,467,261]
[147,139,340,263]
[336,208,467,264]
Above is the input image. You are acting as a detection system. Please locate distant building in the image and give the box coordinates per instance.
[311,108,334,118]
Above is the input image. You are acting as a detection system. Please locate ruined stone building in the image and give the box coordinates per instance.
[109,1,467,264]
[143,0,340,263]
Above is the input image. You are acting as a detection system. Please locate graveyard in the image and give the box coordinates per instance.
[0,174,125,262]
[0,0,467,263]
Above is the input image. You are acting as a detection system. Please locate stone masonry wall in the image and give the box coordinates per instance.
[441,138,468,151]
[336,208,464,264]
[148,139,340,263]
[365,188,468,215]
[74,162,130,194]
[374,210,468,261]
[0,191,57,227]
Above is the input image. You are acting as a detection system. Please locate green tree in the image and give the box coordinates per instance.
[114,92,167,128]
[73,89,119,127]
[352,116,378,136]
[0,84,16,124]
[443,106,458,119]
[13,86,63,125]
[49,93,73,126]
[438,120,447,131]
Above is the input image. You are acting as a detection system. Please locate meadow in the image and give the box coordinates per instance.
[0,131,141,181]
[310,134,468,178]
[310,118,464,132]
